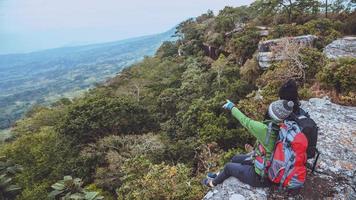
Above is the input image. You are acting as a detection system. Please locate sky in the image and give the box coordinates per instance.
[0,0,254,54]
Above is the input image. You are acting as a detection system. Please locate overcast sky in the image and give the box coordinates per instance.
[0,0,254,54]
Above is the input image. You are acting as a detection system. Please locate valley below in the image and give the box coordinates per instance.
[0,29,175,129]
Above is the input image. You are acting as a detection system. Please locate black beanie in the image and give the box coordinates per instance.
[279,79,298,102]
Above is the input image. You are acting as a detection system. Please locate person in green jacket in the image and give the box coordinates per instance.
[202,99,295,187]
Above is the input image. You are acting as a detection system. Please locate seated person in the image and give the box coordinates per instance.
[202,99,295,187]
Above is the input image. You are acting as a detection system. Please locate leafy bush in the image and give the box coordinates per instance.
[12,106,63,136]
[317,57,356,93]
[80,134,164,192]
[48,176,103,200]
[0,128,89,200]
[227,28,260,64]
[156,41,178,58]
[299,47,327,80]
[240,55,261,84]
[270,19,342,48]
[56,94,157,143]
[117,156,204,200]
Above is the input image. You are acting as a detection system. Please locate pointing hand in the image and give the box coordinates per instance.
[222,100,235,111]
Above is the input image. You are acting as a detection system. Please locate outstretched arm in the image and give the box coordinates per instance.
[231,107,268,143]
[223,100,268,144]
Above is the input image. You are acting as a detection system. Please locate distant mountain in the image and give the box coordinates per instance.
[0,28,176,129]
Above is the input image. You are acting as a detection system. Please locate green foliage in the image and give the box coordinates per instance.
[299,47,327,80]
[317,58,356,93]
[80,134,164,192]
[12,106,64,136]
[156,41,179,58]
[0,128,90,200]
[117,156,204,200]
[240,55,261,84]
[48,176,103,200]
[270,19,342,48]
[56,93,157,143]
[214,6,251,32]
[227,28,261,64]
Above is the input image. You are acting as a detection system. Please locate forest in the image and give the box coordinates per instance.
[0,0,355,199]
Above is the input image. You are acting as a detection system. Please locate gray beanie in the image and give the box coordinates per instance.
[268,100,294,121]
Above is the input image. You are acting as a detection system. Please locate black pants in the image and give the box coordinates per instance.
[212,154,271,187]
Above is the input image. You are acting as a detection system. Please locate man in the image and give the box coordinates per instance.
[202,99,295,187]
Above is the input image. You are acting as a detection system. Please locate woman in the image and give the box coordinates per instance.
[202,99,295,187]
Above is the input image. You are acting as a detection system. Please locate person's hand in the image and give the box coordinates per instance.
[222,100,235,111]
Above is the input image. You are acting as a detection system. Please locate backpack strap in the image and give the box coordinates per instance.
[311,148,320,174]
[279,153,295,190]
[265,122,273,145]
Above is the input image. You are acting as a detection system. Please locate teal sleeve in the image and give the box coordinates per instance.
[231,107,269,148]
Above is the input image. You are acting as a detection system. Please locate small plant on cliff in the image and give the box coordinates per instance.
[48,176,103,200]
[317,57,356,94]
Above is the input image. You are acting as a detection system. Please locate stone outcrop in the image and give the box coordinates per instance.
[324,37,356,59]
[257,35,318,69]
[203,97,356,200]
[256,26,270,37]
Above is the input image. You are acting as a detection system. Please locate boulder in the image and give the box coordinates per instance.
[203,98,356,200]
[324,37,356,59]
[256,26,270,37]
[257,35,318,69]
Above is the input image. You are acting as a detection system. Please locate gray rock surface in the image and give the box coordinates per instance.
[257,35,317,69]
[203,97,356,200]
[324,37,356,59]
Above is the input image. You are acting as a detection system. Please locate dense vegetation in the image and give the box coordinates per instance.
[1,1,355,199]
[0,29,175,130]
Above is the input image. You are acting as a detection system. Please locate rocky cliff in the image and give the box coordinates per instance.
[324,37,356,59]
[203,98,356,200]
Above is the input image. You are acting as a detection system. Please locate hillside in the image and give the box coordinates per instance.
[0,29,175,129]
[0,1,355,200]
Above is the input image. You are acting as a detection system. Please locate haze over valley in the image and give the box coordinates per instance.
[0,29,175,129]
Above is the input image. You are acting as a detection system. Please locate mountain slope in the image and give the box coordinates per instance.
[0,28,175,129]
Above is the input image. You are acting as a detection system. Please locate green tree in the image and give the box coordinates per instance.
[56,94,157,143]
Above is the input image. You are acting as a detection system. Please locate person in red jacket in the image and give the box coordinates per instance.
[202,99,295,187]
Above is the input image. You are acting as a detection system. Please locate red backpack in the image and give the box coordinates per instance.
[267,120,308,189]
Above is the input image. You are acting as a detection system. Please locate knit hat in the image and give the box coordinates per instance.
[268,100,294,121]
[279,79,298,102]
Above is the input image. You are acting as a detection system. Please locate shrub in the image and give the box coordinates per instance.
[227,28,260,64]
[56,94,157,143]
[48,176,103,200]
[12,107,63,136]
[156,41,179,58]
[317,58,356,93]
[299,47,327,80]
[80,134,164,192]
[0,128,92,200]
[117,156,204,200]
[240,55,261,84]
[270,19,342,48]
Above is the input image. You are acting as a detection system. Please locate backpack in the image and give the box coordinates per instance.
[290,110,318,159]
[267,120,308,189]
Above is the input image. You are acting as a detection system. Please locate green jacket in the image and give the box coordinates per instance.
[231,107,277,176]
